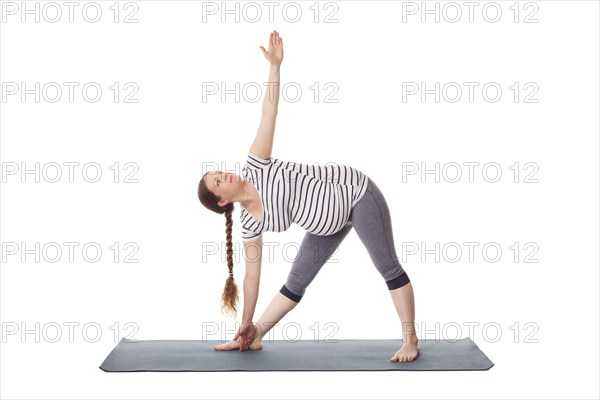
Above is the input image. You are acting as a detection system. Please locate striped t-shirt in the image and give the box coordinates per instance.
[240,153,369,242]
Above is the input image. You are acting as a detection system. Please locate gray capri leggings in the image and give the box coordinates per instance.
[279,177,410,303]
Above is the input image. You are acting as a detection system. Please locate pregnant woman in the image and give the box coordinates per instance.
[198,31,419,362]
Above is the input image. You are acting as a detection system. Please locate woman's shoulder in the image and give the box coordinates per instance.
[245,153,274,170]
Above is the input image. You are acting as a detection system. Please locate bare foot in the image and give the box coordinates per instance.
[214,337,263,351]
[390,338,419,362]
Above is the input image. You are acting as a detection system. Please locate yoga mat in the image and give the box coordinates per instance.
[99,337,494,372]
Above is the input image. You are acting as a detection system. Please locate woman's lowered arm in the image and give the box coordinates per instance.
[241,236,263,324]
[250,30,284,160]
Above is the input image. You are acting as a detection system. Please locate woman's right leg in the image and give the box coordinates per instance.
[280,221,354,302]
[253,222,354,342]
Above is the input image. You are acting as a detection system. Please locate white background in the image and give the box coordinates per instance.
[1,0,598,399]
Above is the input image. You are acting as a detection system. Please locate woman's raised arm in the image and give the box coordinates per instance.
[250,31,284,160]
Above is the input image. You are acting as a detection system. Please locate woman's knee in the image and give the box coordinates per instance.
[280,284,303,303]
[385,270,410,290]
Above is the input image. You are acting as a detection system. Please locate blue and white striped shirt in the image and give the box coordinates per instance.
[240,153,369,242]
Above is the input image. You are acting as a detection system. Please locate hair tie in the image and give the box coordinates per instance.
[229,271,234,277]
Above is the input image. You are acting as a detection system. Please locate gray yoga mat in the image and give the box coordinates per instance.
[99,337,494,372]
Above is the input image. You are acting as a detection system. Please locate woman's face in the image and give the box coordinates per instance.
[204,170,240,207]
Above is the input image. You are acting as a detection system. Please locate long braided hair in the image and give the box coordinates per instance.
[198,172,239,317]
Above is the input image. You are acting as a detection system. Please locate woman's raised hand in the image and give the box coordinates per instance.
[260,30,284,66]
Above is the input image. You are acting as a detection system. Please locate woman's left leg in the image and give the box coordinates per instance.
[349,177,419,362]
